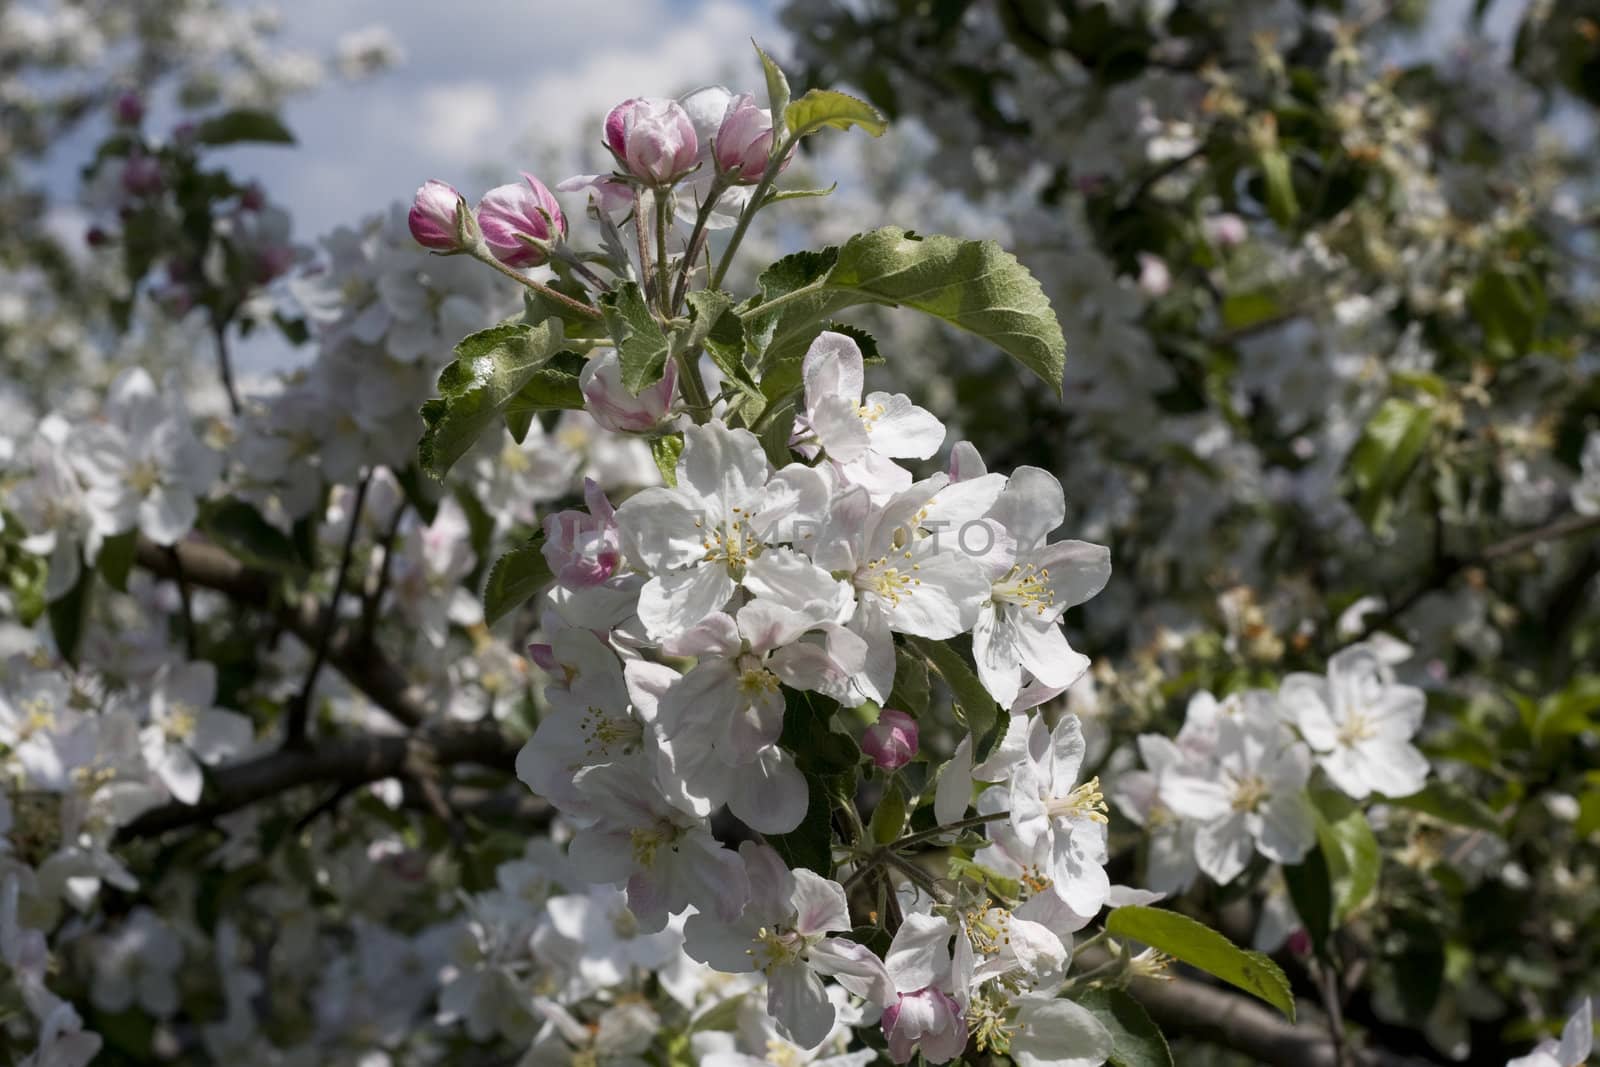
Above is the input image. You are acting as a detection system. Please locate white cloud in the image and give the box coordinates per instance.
[415,81,503,159]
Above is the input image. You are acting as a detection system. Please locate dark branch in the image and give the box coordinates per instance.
[136,538,426,727]
[118,721,519,840]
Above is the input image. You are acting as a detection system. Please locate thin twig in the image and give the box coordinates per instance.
[709,136,795,291]
[632,187,655,304]
[165,544,198,658]
[471,251,602,320]
[285,472,371,748]
[210,315,241,416]
[670,176,729,312]
[362,500,407,646]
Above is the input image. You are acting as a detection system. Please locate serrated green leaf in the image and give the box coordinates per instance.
[785,89,888,138]
[888,644,931,716]
[1105,906,1296,1021]
[746,227,1067,395]
[601,282,670,395]
[199,499,304,575]
[193,108,295,146]
[396,464,442,525]
[688,289,761,405]
[418,319,566,479]
[753,40,791,141]
[96,530,138,592]
[906,635,1000,752]
[652,434,684,487]
[1075,988,1174,1067]
[503,353,587,429]
[482,533,552,627]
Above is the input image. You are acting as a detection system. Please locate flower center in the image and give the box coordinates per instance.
[963,901,1014,957]
[993,562,1054,615]
[580,706,642,759]
[629,822,680,868]
[164,702,198,742]
[747,925,811,973]
[764,1040,803,1067]
[128,459,162,495]
[1336,711,1377,746]
[610,903,640,940]
[499,442,531,473]
[1045,776,1108,823]
[19,697,55,739]
[860,552,921,607]
[967,990,1019,1055]
[854,399,888,429]
[697,507,760,576]
[1230,774,1269,813]
[737,660,780,701]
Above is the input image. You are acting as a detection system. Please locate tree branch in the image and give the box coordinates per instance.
[136,538,426,728]
[117,720,519,840]
[1128,974,1432,1067]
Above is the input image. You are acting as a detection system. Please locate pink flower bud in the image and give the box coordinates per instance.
[580,349,676,434]
[1204,212,1247,248]
[604,97,698,185]
[409,179,474,252]
[1136,253,1171,297]
[862,708,918,771]
[114,91,144,125]
[713,93,788,184]
[1286,928,1312,957]
[475,173,566,268]
[883,988,966,1065]
[120,153,163,197]
[541,481,622,589]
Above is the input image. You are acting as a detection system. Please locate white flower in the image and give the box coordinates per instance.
[792,331,945,500]
[1009,996,1113,1067]
[1000,715,1112,917]
[522,999,659,1067]
[804,478,994,704]
[1572,432,1600,516]
[1160,706,1317,884]
[539,885,681,994]
[563,759,750,932]
[685,843,862,1049]
[1110,735,1200,895]
[89,907,183,1017]
[69,368,219,547]
[969,467,1110,708]
[1507,997,1592,1067]
[140,662,255,805]
[615,420,830,641]
[1279,643,1430,800]
[9,419,91,600]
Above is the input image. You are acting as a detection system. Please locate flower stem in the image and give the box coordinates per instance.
[709,135,795,291]
[670,175,729,312]
[653,186,673,315]
[471,250,601,321]
[890,809,1011,852]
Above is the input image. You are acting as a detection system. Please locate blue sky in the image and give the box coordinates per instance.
[222,0,781,237]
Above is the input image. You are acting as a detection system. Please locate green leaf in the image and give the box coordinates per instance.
[1258,147,1299,226]
[199,499,304,575]
[758,399,797,470]
[96,530,138,592]
[396,464,442,525]
[1468,265,1544,360]
[767,183,839,204]
[652,434,684,488]
[1347,396,1435,530]
[48,563,91,667]
[1282,845,1334,954]
[906,635,1000,755]
[779,690,860,776]
[785,89,888,138]
[1219,290,1280,332]
[1075,988,1174,1067]
[601,282,670,395]
[746,227,1067,395]
[1105,906,1296,1021]
[482,533,552,627]
[503,352,588,433]
[768,773,834,872]
[418,319,566,479]
[753,40,791,140]
[688,289,761,405]
[1311,789,1381,922]
[870,781,907,844]
[193,108,295,146]
[887,644,931,716]
[1382,781,1500,833]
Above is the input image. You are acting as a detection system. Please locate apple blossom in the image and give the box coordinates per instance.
[581,348,677,434]
[408,178,475,251]
[476,172,567,268]
[863,708,919,770]
[714,92,789,183]
[604,97,699,185]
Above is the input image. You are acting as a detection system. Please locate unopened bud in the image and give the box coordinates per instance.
[580,349,676,433]
[862,708,919,771]
[475,173,565,268]
[408,179,477,252]
[713,92,790,184]
[604,97,698,185]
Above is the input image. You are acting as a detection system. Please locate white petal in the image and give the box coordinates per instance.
[636,566,736,642]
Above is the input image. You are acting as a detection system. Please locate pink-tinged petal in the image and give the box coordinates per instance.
[636,566,737,642]
[802,331,865,407]
[727,747,809,834]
